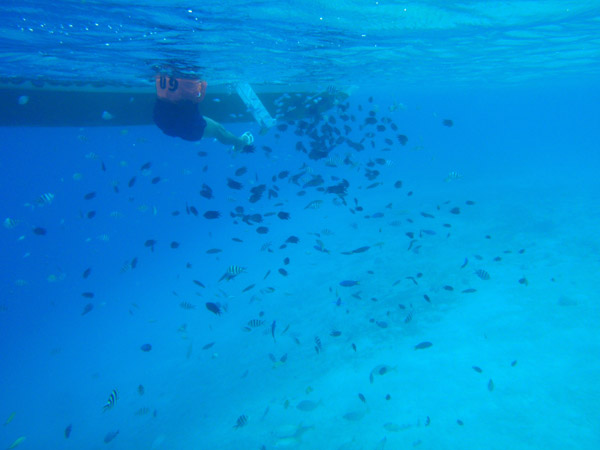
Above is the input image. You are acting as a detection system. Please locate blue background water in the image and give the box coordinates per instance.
[1,2,600,449]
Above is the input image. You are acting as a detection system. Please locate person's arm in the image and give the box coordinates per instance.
[203,116,252,151]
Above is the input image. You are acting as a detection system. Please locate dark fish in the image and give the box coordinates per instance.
[204,210,221,219]
[206,248,222,254]
[103,389,118,411]
[271,320,276,342]
[170,241,179,249]
[144,239,156,251]
[283,257,290,265]
[462,288,477,293]
[64,424,72,439]
[137,384,145,395]
[488,379,494,391]
[140,161,152,171]
[286,236,299,244]
[83,191,96,200]
[130,257,138,269]
[87,211,96,219]
[242,284,255,293]
[81,303,93,316]
[450,207,460,214]
[472,366,483,373]
[277,211,290,220]
[82,268,91,279]
[189,206,199,216]
[32,226,46,235]
[199,184,213,199]
[227,178,243,190]
[351,246,370,254]
[235,167,247,176]
[414,341,433,350]
[457,419,464,426]
[460,258,469,269]
[421,212,435,218]
[256,226,269,234]
[339,280,359,287]
[397,134,408,145]
[330,330,341,337]
[278,268,288,277]
[358,393,366,403]
[82,292,95,298]
[103,430,119,443]
[205,302,221,315]
[233,415,248,429]
[192,279,205,288]
[202,342,215,350]
[140,343,152,352]
[394,180,403,188]
[314,336,322,353]
[128,176,136,188]
[443,119,453,127]
[247,319,264,328]
[151,176,161,184]
[443,285,454,291]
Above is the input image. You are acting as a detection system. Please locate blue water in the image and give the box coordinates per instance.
[1,2,600,450]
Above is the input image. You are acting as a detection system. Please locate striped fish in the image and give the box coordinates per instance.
[247,319,264,328]
[233,414,248,429]
[304,200,323,209]
[444,171,463,182]
[227,265,246,276]
[475,269,491,280]
[103,389,118,412]
[180,301,196,310]
[31,192,54,207]
[3,217,19,229]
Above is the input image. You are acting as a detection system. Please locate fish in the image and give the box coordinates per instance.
[179,301,195,310]
[6,437,26,449]
[128,176,136,187]
[233,415,248,429]
[450,207,460,214]
[304,200,323,209]
[199,184,213,199]
[414,341,433,350]
[271,320,277,342]
[205,302,221,315]
[32,226,47,235]
[202,342,215,350]
[4,412,16,425]
[460,258,469,269]
[151,176,161,184]
[462,288,477,293]
[443,119,453,127]
[103,389,118,411]
[83,191,96,200]
[137,384,145,395]
[81,303,93,316]
[242,284,255,293]
[475,269,490,280]
[82,292,94,298]
[235,166,247,176]
[34,192,54,207]
[227,265,246,276]
[64,424,72,438]
[206,248,222,254]
[444,171,462,182]
[488,379,494,391]
[330,330,341,337]
[472,366,483,373]
[204,210,221,219]
[140,343,152,352]
[3,217,19,229]
[103,430,119,443]
[227,178,243,190]
[247,319,264,328]
[358,393,366,403]
[339,280,359,287]
[82,267,92,278]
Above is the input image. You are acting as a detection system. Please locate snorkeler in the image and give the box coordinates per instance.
[153,75,254,151]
